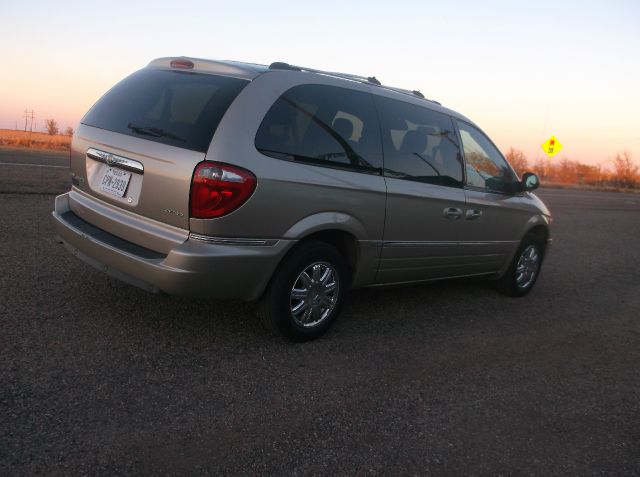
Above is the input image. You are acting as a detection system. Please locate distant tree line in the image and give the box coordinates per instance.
[505,147,638,189]
[35,118,639,189]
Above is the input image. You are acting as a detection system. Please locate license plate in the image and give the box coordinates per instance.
[100,167,131,197]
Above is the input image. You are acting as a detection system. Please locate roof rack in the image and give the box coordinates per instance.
[268,62,439,104]
[383,85,441,105]
[269,62,381,86]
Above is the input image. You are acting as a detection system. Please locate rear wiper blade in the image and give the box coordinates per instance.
[127,123,184,141]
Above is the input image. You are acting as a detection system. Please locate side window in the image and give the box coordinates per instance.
[456,121,518,193]
[375,96,463,187]
[255,84,382,173]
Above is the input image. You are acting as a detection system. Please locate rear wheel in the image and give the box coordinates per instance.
[258,241,348,341]
[496,237,544,297]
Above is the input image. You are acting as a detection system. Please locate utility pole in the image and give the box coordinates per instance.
[23,109,35,148]
[23,109,35,131]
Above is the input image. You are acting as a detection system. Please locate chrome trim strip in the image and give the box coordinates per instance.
[189,233,279,247]
[384,241,453,248]
[458,240,519,246]
[381,240,518,248]
[367,271,497,287]
[86,148,144,175]
[188,236,517,248]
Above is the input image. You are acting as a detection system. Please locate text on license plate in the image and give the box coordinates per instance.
[100,167,131,197]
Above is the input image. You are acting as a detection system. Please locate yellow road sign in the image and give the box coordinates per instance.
[541,136,563,158]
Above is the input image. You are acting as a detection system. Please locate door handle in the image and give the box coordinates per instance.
[443,207,463,220]
[465,209,483,220]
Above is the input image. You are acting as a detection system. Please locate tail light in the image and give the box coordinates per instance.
[190,162,256,219]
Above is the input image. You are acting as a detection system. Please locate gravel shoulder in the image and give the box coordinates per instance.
[1,152,638,475]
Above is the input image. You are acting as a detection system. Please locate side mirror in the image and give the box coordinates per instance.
[521,172,540,192]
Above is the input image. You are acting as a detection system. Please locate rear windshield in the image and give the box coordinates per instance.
[81,69,248,152]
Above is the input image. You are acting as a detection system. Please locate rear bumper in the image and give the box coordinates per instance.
[52,193,292,301]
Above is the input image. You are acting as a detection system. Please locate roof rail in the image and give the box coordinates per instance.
[380,85,441,105]
[269,62,381,86]
[268,61,440,105]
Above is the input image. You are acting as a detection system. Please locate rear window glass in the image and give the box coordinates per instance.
[81,69,248,152]
[375,96,463,187]
[255,84,383,173]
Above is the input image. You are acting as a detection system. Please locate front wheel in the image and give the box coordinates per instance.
[496,238,544,297]
[258,241,348,341]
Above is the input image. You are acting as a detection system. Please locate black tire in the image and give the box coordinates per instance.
[496,236,545,297]
[258,240,349,341]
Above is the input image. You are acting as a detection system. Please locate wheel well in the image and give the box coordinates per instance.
[525,225,550,251]
[298,230,359,280]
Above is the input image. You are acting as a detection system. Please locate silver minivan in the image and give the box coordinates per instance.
[53,57,551,340]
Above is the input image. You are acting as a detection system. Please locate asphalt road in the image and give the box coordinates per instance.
[1,147,639,475]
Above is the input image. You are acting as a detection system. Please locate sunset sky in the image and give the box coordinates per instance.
[1,0,638,167]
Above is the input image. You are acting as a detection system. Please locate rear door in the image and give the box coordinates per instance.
[71,67,248,230]
[375,96,468,284]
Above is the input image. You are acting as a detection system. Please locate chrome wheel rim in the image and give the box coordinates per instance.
[290,262,339,328]
[515,245,540,290]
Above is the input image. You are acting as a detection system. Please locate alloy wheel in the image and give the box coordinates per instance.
[289,262,339,328]
[515,244,540,290]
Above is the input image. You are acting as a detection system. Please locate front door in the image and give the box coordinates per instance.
[456,120,532,273]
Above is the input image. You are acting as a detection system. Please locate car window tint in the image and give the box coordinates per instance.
[456,121,518,192]
[255,84,382,173]
[374,96,463,187]
[82,69,248,153]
